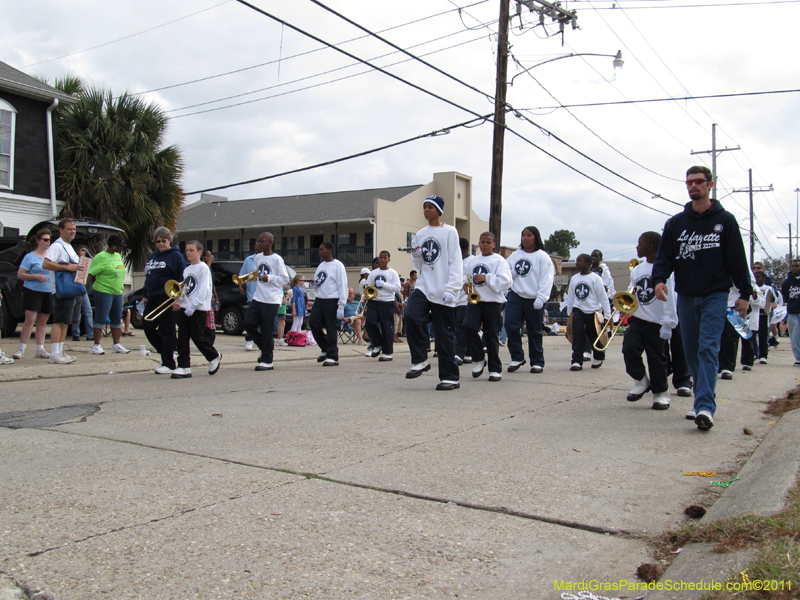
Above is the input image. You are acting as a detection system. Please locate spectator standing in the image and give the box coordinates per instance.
[0,290,12,364]
[71,245,94,342]
[275,286,292,346]
[201,250,219,345]
[653,166,752,431]
[289,275,307,334]
[780,258,800,365]
[13,228,53,360]
[87,235,130,355]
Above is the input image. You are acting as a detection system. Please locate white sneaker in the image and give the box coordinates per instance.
[35,348,51,359]
[695,410,714,430]
[365,346,382,358]
[759,358,767,364]
[275,339,288,346]
[720,369,733,380]
[583,352,591,361]
[111,343,130,354]
[48,353,72,365]
[378,354,393,362]
[155,365,174,374]
[171,367,192,379]
[0,353,14,365]
[570,362,582,371]
[472,360,486,378]
[90,344,105,355]
[627,376,650,402]
[686,409,697,420]
[245,341,255,351]
[322,358,339,366]
[591,359,603,369]
[255,362,274,371]
[488,372,502,382]
[12,348,23,360]
[208,353,222,375]
[652,391,670,410]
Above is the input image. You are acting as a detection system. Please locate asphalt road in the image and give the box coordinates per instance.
[0,333,796,599]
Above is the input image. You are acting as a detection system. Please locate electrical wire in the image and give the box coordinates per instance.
[185,113,493,195]
[22,1,232,68]
[585,1,800,9]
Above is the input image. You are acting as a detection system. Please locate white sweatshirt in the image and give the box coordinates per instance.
[411,223,463,306]
[367,267,401,302]
[506,248,555,303]
[456,255,469,307]
[727,272,762,330]
[465,252,512,303]
[179,262,212,313]
[314,258,348,308]
[591,262,616,299]
[629,260,678,328]
[253,253,290,304]
[566,272,610,319]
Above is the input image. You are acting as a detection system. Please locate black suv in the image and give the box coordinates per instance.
[0,219,123,337]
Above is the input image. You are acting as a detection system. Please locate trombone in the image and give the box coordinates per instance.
[466,275,481,305]
[352,285,378,320]
[144,280,185,321]
[592,258,641,351]
[233,269,258,285]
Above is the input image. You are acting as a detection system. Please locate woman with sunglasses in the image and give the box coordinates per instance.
[142,227,186,374]
[12,229,54,360]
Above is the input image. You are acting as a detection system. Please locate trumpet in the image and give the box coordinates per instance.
[466,275,481,305]
[352,285,379,320]
[144,279,185,321]
[233,269,258,285]
[628,258,640,271]
[593,288,639,351]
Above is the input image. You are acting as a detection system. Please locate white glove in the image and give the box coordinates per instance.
[375,280,384,289]
[533,298,544,310]
[442,293,455,304]
[336,307,345,321]
[660,325,672,340]
[185,306,195,318]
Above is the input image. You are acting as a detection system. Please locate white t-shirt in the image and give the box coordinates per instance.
[45,238,80,293]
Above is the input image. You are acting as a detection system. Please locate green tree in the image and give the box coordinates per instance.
[543,229,580,260]
[52,80,184,269]
[762,255,791,288]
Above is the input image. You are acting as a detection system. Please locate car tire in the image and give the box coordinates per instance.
[220,306,244,336]
[130,307,144,330]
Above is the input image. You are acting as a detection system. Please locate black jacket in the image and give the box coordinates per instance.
[143,245,186,302]
[652,200,752,300]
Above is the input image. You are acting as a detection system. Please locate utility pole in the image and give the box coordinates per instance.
[732,168,773,265]
[690,124,740,200]
[777,224,792,261]
[794,187,799,257]
[488,0,578,244]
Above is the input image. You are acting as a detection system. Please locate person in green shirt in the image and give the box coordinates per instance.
[87,235,130,355]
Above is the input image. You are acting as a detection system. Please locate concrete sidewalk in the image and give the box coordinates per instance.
[0,333,798,599]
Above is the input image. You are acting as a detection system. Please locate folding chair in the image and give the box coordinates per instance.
[338,320,357,344]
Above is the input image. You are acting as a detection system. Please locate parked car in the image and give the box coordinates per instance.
[544,301,569,326]
[0,219,123,337]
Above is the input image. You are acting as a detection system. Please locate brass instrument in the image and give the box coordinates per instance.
[592,289,639,351]
[628,258,640,271]
[351,285,378,320]
[466,275,481,305]
[233,269,258,285]
[143,280,185,321]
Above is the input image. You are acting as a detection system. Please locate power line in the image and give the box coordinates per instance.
[185,113,493,195]
[585,0,800,9]
[22,1,232,68]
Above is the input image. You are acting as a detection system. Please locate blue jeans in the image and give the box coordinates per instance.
[787,313,800,361]
[505,290,544,367]
[72,294,93,337]
[677,292,728,416]
[92,291,123,329]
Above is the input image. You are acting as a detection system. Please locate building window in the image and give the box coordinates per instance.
[297,236,304,249]
[249,238,256,253]
[337,233,356,246]
[0,99,17,189]
[233,238,241,255]
[207,240,213,252]
[364,232,373,249]
[218,239,230,254]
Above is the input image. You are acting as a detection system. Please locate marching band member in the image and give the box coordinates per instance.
[242,232,290,371]
[567,254,610,371]
[364,250,401,362]
[504,226,555,374]
[310,241,348,366]
[454,237,471,365]
[170,241,221,379]
[405,195,463,390]
[622,232,677,409]
[464,232,513,382]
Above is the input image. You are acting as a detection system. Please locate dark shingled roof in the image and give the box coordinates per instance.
[179,184,424,231]
[0,60,78,104]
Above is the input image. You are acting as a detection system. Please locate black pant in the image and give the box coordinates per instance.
[622,317,668,394]
[406,289,459,382]
[666,323,692,389]
[464,302,503,374]
[143,298,177,370]
[366,300,395,356]
[309,298,339,360]
[719,318,755,370]
[571,309,605,364]
[244,300,278,364]
[757,313,769,359]
[454,305,467,359]
[177,310,219,368]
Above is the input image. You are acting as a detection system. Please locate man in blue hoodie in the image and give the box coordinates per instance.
[652,166,751,431]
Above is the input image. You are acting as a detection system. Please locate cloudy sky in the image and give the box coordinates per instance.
[3,0,798,261]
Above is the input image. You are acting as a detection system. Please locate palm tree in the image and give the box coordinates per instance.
[52,80,184,269]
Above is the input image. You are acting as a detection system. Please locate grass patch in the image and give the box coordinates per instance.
[647,390,800,598]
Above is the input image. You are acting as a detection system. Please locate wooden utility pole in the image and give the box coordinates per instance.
[733,168,773,265]
[488,0,510,245]
[690,124,740,200]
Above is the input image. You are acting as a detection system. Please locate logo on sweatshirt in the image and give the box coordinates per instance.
[676,229,721,260]
[144,259,167,275]
[258,263,271,280]
[471,264,489,287]
[513,259,532,277]
[420,238,441,268]
[634,275,655,305]
[184,275,198,297]
[374,274,387,286]
[316,270,328,288]
[574,282,591,301]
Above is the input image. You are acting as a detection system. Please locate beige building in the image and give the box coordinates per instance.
[177,171,489,288]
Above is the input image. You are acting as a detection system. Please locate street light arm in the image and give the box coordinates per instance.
[508,51,622,86]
